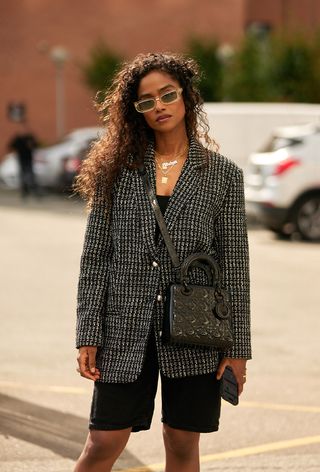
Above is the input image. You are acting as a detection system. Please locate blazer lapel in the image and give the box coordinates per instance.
[132,137,205,257]
[163,138,204,233]
[132,144,158,259]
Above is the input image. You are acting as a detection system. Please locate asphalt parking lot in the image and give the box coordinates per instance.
[0,191,319,472]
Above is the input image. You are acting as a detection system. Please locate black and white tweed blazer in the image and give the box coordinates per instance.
[76,137,251,383]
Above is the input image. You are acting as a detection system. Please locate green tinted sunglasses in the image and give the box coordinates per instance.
[134,87,183,113]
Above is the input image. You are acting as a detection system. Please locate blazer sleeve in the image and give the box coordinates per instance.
[214,167,252,359]
[76,189,112,348]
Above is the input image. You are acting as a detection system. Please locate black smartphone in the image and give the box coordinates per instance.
[220,365,239,406]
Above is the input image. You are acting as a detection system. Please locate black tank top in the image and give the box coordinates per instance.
[155,194,170,243]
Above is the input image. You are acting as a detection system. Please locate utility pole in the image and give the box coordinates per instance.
[50,46,69,140]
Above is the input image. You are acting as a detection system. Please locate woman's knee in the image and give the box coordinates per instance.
[82,428,131,462]
[163,424,200,460]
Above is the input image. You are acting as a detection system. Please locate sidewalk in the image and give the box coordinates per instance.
[1,192,319,472]
[201,454,320,471]
[1,439,319,472]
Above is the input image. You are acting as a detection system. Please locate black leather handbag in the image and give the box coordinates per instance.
[139,165,234,350]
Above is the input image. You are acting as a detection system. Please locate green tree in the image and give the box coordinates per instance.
[311,30,320,103]
[187,37,224,101]
[81,40,122,100]
[224,33,275,101]
[272,32,320,103]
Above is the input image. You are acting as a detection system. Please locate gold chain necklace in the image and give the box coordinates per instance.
[155,143,189,184]
[155,160,177,182]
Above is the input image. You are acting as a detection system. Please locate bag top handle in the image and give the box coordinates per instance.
[180,253,220,286]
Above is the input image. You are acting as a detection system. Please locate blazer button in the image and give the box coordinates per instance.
[157,294,162,301]
[152,261,159,268]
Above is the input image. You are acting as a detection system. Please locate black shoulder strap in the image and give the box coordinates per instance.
[138,165,181,269]
[138,164,214,284]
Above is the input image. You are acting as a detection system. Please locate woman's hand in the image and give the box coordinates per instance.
[77,346,101,381]
[216,358,247,395]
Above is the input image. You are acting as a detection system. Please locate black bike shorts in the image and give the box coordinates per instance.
[89,331,221,433]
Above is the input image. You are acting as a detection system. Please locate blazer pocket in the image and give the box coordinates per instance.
[103,305,121,317]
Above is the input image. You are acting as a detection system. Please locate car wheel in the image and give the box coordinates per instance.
[293,194,320,242]
[267,226,291,240]
[265,220,292,238]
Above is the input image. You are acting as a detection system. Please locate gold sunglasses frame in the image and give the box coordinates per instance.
[134,87,183,113]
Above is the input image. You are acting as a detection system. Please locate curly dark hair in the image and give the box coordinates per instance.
[74,51,219,207]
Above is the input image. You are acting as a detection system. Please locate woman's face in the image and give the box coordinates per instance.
[136,70,186,135]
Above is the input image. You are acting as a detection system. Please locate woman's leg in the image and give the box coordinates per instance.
[75,330,159,471]
[73,427,131,472]
[163,424,200,472]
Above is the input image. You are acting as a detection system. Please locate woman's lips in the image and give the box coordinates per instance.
[156,115,172,123]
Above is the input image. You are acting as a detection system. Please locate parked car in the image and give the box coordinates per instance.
[245,123,320,241]
[0,127,104,191]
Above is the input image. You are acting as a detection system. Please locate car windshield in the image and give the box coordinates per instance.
[260,136,303,152]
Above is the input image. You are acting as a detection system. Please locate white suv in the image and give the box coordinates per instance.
[245,123,320,241]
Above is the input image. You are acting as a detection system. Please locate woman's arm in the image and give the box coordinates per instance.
[76,187,113,350]
[76,187,112,381]
[214,167,251,392]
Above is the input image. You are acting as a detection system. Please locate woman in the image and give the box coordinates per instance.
[74,52,251,472]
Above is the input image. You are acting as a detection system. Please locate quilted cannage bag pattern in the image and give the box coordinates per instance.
[163,253,233,349]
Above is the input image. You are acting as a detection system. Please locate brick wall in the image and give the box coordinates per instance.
[0,0,245,156]
[1,0,319,157]
[245,0,320,33]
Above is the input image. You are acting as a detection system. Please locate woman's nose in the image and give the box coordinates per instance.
[155,97,165,111]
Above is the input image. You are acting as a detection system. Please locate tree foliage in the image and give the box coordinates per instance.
[81,40,122,100]
[187,37,224,101]
[271,33,320,102]
[82,32,320,104]
[223,33,275,101]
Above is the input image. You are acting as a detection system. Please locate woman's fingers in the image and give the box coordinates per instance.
[77,347,100,381]
[88,349,97,374]
[216,359,228,380]
[226,358,247,395]
[216,357,247,395]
